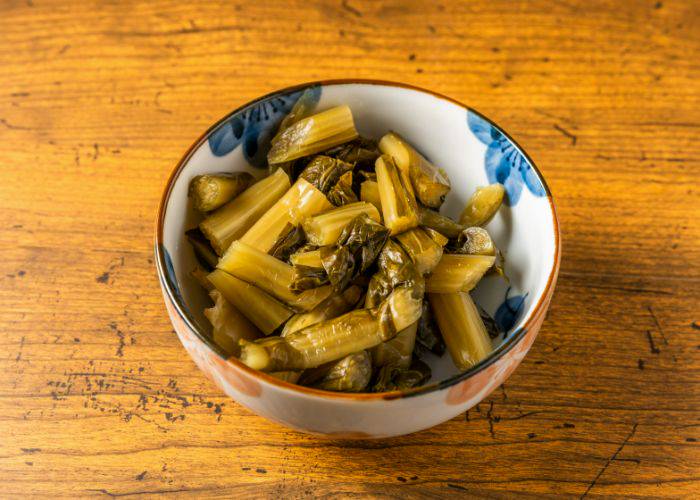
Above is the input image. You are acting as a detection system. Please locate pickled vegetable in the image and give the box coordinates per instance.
[208,269,292,335]
[200,169,291,254]
[360,180,382,212]
[204,289,260,355]
[376,155,419,235]
[282,285,362,336]
[299,155,354,193]
[459,184,505,227]
[429,292,493,371]
[240,177,332,253]
[425,254,495,293]
[239,286,422,371]
[188,172,254,212]
[184,101,511,392]
[186,228,218,270]
[218,241,332,311]
[290,249,323,268]
[302,202,381,246]
[370,321,418,368]
[336,213,390,273]
[290,264,329,292]
[315,351,372,392]
[415,300,445,356]
[268,105,359,164]
[417,206,464,239]
[379,132,450,208]
[328,171,358,206]
[455,226,496,256]
[372,358,431,392]
[395,227,444,275]
[269,224,306,262]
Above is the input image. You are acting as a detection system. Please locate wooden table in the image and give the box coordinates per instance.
[1,1,698,497]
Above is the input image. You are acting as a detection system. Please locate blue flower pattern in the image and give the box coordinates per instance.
[493,287,529,334]
[467,111,545,205]
[208,86,322,168]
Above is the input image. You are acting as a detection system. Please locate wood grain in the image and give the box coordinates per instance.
[0,0,699,497]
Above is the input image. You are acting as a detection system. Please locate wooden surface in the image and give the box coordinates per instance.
[1,0,699,497]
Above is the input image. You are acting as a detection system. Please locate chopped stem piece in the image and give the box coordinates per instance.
[315,351,372,392]
[282,285,362,336]
[290,249,323,268]
[199,169,291,254]
[429,292,493,371]
[425,254,495,293]
[240,178,332,253]
[417,206,464,239]
[370,321,418,368]
[268,105,359,164]
[189,172,254,212]
[423,226,449,247]
[268,371,302,383]
[360,180,382,213]
[218,241,332,311]
[395,227,444,275]
[379,132,450,208]
[376,155,419,235]
[186,228,219,270]
[302,201,380,246]
[205,289,261,355]
[207,269,292,335]
[459,184,505,227]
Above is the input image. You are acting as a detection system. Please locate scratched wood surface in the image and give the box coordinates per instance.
[0,0,698,497]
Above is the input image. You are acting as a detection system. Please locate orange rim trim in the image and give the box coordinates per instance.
[154,79,561,401]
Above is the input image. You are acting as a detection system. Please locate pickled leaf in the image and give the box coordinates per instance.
[320,245,355,292]
[479,305,502,340]
[186,228,218,271]
[372,358,431,392]
[415,300,445,356]
[299,155,354,193]
[290,264,329,292]
[327,171,358,206]
[337,213,390,273]
[315,351,372,392]
[270,224,307,262]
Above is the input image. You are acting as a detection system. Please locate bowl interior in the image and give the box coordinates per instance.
[158,81,556,387]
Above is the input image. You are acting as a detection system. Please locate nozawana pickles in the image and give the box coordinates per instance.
[417,206,464,239]
[281,285,362,336]
[199,169,290,255]
[218,241,332,311]
[204,289,261,355]
[425,254,495,293]
[207,269,292,335]
[315,351,372,392]
[395,227,444,275]
[459,184,505,227]
[360,180,382,213]
[240,178,332,253]
[239,286,422,371]
[379,132,450,208]
[290,249,323,268]
[188,172,254,212]
[370,321,418,368]
[376,155,419,235]
[429,292,493,371]
[268,105,359,164]
[302,202,380,246]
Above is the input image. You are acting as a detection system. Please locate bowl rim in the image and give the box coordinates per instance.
[155,78,561,401]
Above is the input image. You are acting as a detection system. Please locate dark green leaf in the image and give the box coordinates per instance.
[186,228,218,270]
[415,300,445,355]
[337,213,390,272]
[299,155,353,193]
[371,358,431,392]
[320,245,355,292]
[289,265,329,293]
[327,171,358,206]
[270,224,307,262]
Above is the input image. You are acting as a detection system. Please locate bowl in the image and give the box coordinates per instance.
[155,80,560,438]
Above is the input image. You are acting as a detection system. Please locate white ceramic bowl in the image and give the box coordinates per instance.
[155,80,560,438]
